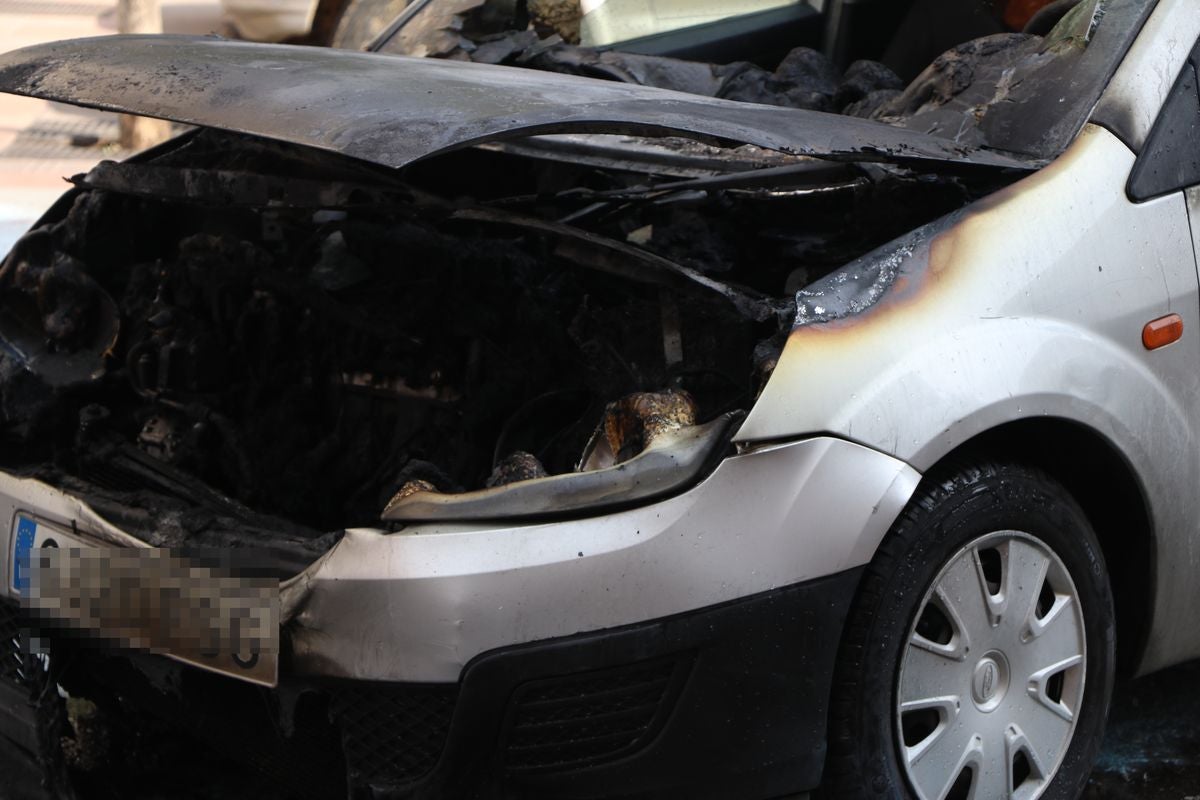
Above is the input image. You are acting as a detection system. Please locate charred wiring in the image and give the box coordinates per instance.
[0,125,1007,549]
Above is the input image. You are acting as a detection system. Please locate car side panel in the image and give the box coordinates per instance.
[738,124,1200,675]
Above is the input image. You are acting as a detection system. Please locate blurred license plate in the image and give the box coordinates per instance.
[11,513,278,686]
[10,513,89,595]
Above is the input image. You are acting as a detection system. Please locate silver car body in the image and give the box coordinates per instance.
[286,0,1200,681]
[1,0,1199,691]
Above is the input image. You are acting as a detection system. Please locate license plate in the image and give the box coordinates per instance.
[10,513,279,687]
[10,513,90,595]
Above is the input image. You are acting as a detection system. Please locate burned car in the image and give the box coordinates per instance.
[1,0,1199,797]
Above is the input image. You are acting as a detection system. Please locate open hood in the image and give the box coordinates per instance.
[0,35,1036,171]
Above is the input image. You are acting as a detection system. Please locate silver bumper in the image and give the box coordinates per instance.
[282,436,920,682]
[0,437,919,685]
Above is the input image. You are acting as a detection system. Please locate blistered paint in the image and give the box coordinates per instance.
[740,123,1200,675]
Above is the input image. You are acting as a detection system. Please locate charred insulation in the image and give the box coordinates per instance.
[0,129,1009,541]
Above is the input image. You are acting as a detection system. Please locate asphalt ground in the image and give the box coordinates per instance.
[3,660,1197,798]
[1084,659,1200,799]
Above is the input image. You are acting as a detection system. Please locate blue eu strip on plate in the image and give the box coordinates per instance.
[11,514,37,595]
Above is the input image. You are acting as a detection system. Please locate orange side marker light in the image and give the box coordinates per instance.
[1143,313,1184,350]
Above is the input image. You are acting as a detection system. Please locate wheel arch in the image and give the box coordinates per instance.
[926,416,1154,677]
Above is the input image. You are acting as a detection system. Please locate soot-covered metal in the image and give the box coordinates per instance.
[0,126,1005,555]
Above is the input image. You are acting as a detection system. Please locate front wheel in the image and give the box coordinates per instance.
[824,462,1115,800]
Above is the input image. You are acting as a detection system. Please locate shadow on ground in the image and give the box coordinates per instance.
[1084,659,1200,799]
[6,661,1200,798]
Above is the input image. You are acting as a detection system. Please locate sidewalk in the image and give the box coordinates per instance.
[0,0,230,253]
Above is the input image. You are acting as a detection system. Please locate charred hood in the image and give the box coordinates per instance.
[0,35,1037,171]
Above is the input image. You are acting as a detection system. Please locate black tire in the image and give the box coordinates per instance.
[823,462,1115,799]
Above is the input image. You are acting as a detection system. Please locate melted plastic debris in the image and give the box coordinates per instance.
[486,451,548,487]
[579,388,698,471]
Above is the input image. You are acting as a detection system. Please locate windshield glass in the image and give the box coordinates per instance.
[371,0,1153,160]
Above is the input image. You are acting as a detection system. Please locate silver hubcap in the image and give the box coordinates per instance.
[896,532,1086,800]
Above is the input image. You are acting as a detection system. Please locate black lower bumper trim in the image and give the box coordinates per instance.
[396,568,863,800]
[10,569,862,799]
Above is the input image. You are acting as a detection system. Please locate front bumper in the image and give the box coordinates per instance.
[0,437,916,684]
[283,436,920,682]
[1,569,862,799]
[0,436,919,796]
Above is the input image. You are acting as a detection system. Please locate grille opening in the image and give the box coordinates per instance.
[0,601,25,688]
[331,683,458,790]
[502,656,689,773]
[1,606,16,676]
